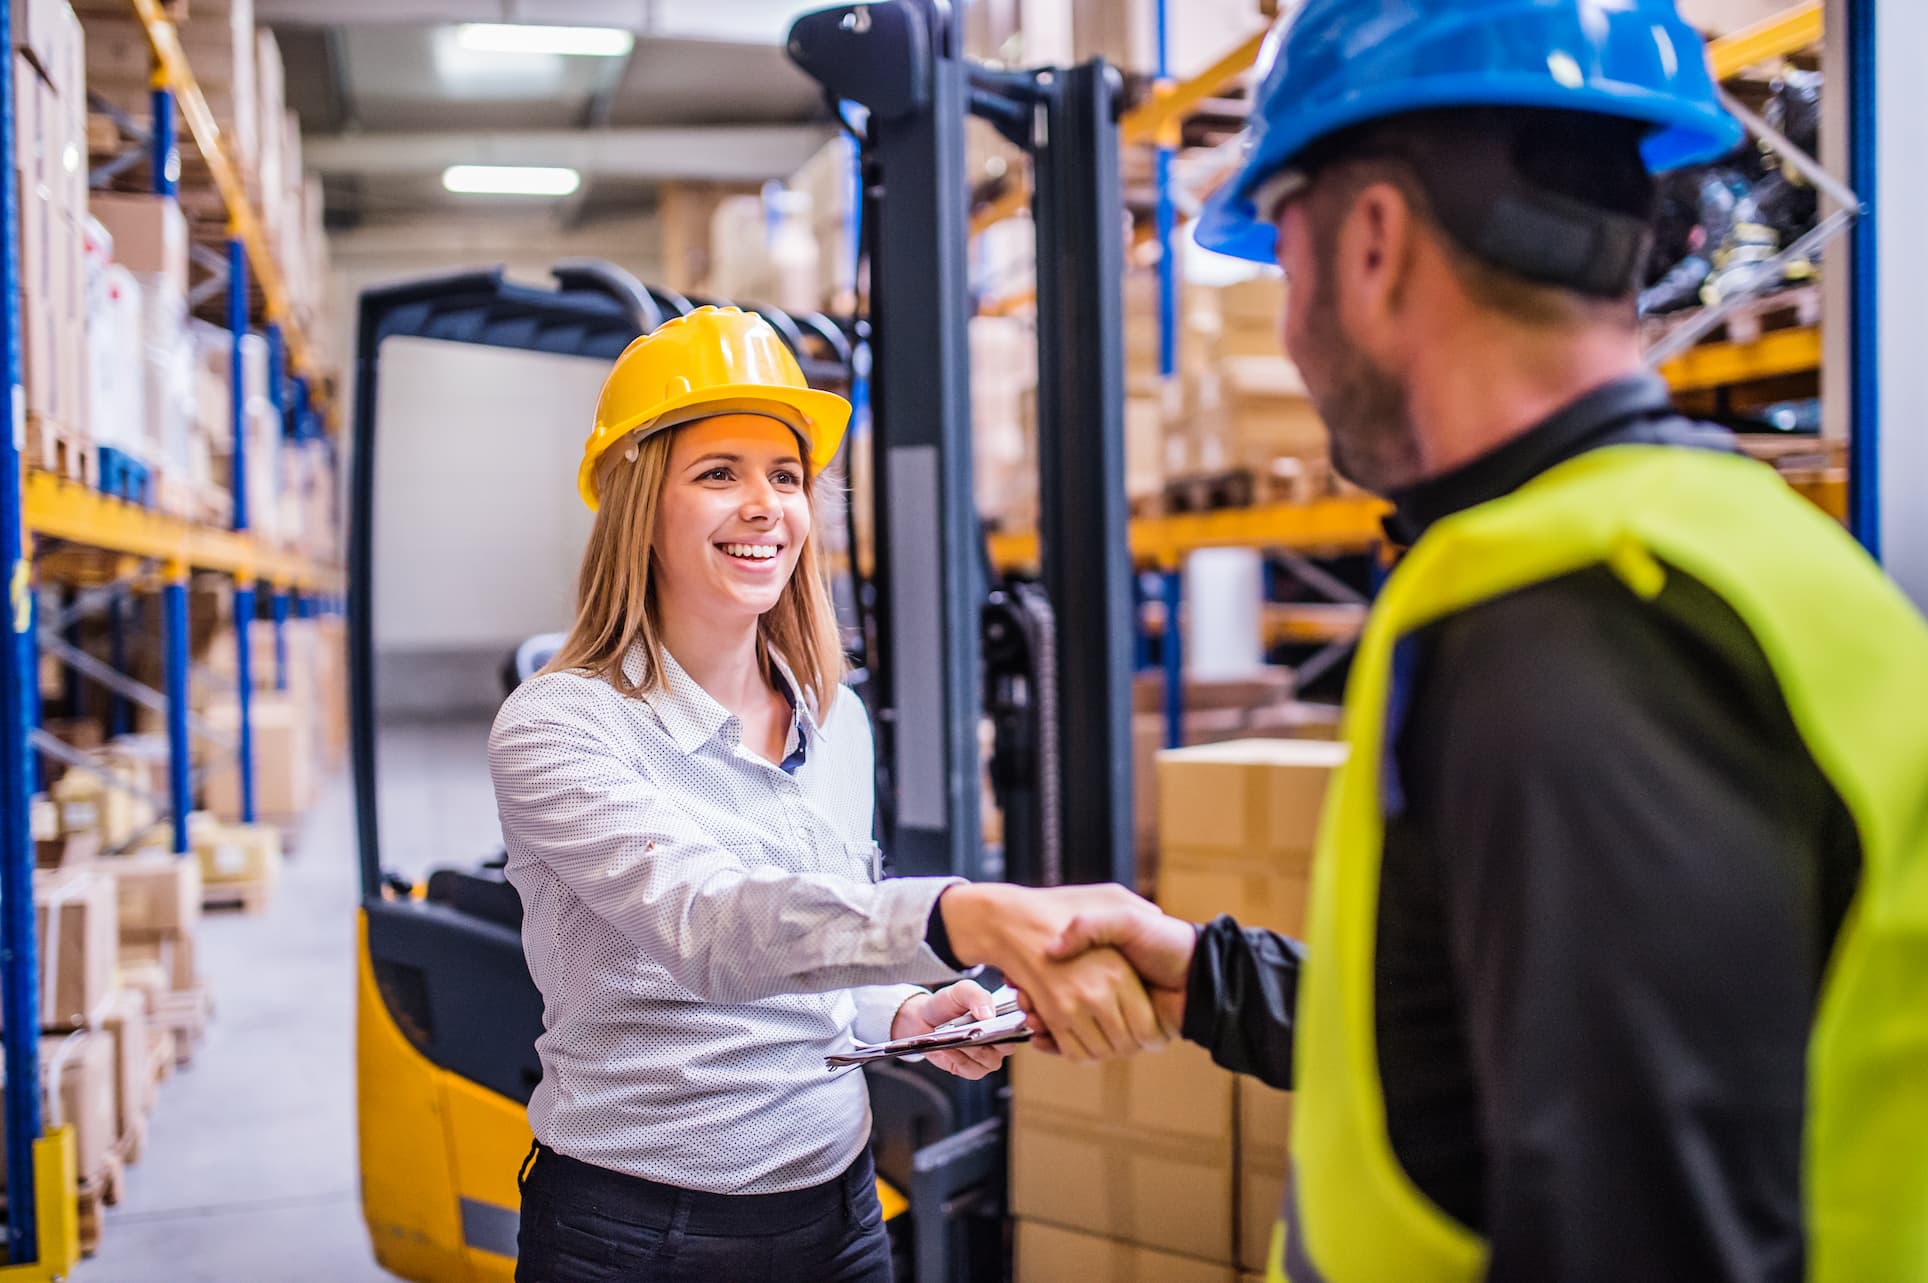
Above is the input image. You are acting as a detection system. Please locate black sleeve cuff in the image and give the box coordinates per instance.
[925,891,966,971]
[1181,914,1301,1091]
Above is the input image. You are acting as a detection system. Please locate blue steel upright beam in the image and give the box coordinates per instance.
[1161,566,1183,749]
[59,589,79,716]
[25,581,44,792]
[229,238,249,534]
[271,588,290,692]
[150,83,178,197]
[1153,0,1184,749]
[163,567,192,855]
[228,239,256,822]
[109,586,131,737]
[1847,0,1878,557]
[1,14,45,1259]
[233,584,256,823]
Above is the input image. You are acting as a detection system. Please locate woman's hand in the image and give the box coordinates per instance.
[890,980,1018,1080]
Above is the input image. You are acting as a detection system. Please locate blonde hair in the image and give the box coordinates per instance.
[542,421,847,713]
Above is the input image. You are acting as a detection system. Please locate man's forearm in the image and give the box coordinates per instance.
[1181,915,1301,1090]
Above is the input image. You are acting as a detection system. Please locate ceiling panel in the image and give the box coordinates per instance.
[338,24,624,130]
[603,38,823,127]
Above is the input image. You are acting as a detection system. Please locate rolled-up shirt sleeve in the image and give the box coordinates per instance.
[489,708,963,1004]
[851,984,927,1046]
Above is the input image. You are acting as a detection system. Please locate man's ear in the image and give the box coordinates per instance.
[1334,179,1420,346]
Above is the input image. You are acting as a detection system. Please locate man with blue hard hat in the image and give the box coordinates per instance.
[1048,2,1928,1279]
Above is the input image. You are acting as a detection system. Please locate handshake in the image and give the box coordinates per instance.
[934,882,1202,1063]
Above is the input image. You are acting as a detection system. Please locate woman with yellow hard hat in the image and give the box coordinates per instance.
[488,307,1160,1282]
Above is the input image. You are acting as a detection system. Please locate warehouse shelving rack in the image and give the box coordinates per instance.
[976,1,1842,751]
[0,0,342,1267]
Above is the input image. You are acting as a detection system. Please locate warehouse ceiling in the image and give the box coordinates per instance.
[257,0,836,227]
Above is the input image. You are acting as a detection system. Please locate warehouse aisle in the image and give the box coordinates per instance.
[83,717,501,1283]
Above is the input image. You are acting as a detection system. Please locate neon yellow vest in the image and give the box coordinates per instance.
[1272,445,1928,1283]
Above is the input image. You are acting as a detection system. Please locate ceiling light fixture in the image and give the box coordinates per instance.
[456,23,635,57]
[442,165,583,197]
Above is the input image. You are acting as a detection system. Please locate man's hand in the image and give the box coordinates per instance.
[1049,905,1200,1035]
[890,980,1017,1080]
[938,883,1168,1062]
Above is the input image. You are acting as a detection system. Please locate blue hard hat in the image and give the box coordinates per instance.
[1195,0,1746,264]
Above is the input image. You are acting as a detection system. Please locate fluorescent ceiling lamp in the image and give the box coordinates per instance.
[456,23,635,57]
[443,164,583,196]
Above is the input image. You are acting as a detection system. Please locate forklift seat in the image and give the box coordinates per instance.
[423,867,525,932]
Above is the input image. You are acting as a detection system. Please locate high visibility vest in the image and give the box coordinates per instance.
[1271,445,1928,1283]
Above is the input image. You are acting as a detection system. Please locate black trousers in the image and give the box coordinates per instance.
[516,1142,892,1283]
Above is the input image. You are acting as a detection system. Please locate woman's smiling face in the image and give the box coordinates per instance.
[651,414,812,625]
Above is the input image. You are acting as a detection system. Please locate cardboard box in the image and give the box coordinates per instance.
[36,829,100,871]
[116,960,169,1016]
[202,693,313,821]
[109,851,202,936]
[41,717,103,753]
[88,193,189,300]
[254,31,283,200]
[1010,1042,1238,1263]
[57,3,84,219]
[13,0,64,84]
[29,795,60,844]
[117,932,195,993]
[1016,1221,1239,1283]
[51,756,150,850]
[98,989,150,1141]
[30,868,118,1031]
[49,770,104,838]
[10,1032,117,1183]
[1223,357,1328,466]
[1238,1081,1292,1274]
[191,818,281,890]
[1159,868,1309,937]
[1155,739,1347,880]
[1134,670,1296,717]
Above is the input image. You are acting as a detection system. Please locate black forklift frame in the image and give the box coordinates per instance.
[788,0,1134,895]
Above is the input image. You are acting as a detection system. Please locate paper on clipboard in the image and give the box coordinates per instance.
[825,986,1034,1069]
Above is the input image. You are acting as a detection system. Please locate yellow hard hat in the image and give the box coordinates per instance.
[577,305,852,511]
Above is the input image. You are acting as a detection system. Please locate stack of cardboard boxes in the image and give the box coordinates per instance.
[1127,668,1298,868]
[14,0,90,479]
[83,0,259,210]
[1187,278,1336,502]
[86,191,200,515]
[1009,736,1344,1283]
[0,836,208,1242]
[202,614,344,828]
[187,319,279,537]
[72,3,336,520]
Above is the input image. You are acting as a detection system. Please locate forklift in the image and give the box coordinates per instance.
[348,4,1133,1279]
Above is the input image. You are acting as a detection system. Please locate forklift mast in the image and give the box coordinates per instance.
[788,0,1135,892]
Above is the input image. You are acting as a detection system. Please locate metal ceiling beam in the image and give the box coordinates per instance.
[255,0,812,39]
[303,125,833,181]
[257,0,653,26]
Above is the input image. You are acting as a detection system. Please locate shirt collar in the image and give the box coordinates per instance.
[767,650,829,742]
[1383,372,1676,545]
[628,642,827,754]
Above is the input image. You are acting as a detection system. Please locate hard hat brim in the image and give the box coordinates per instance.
[577,383,852,512]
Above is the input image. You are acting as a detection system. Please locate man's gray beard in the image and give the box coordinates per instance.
[1301,284,1422,495]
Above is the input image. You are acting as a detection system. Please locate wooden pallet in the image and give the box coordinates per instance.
[115,1113,148,1171]
[146,1028,177,1092]
[1165,467,1259,513]
[151,987,212,1068]
[25,415,97,488]
[1646,282,1822,349]
[94,1150,126,1210]
[202,876,274,915]
[76,1175,105,1257]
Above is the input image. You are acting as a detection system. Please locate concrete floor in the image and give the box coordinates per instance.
[83,718,501,1283]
